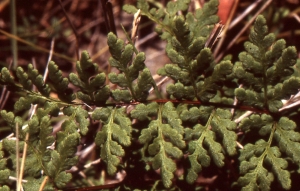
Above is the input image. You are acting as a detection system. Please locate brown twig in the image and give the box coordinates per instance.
[38,176,49,191]
[216,0,272,61]
[58,0,80,60]
[17,133,29,191]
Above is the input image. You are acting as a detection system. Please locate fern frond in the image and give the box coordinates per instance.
[0,143,10,185]
[234,15,300,112]
[132,102,185,188]
[274,117,300,164]
[48,61,75,102]
[186,108,236,184]
[47,133,79,188]
[238,116,297,191]
[16,66,32,90]
[62,106,90,135]
[0,67,16,87]
[27,64,51,96]
[238,140,273,191]
[69,51,110,105]
[92,107,132,175]
[107,32,153,102]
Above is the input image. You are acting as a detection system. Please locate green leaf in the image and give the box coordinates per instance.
[123,4,138,14]
[210,109,237,156]
[265,147,291,190]
[274,117,300,164]
[27,64,50,96]
[0,169,9,185]
[94,107,132,175]
[130,102,159,121]
[55,172,72,188]
[134,102,185,188]
[111,89,132,102]
[16,66,32,90]
[234,15,300,113]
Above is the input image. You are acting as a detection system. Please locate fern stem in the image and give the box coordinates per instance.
[255,123,276,177]
[26,91,77,106]
[141,11,175,37]
[121,24,139,55]
[201,110,215,141]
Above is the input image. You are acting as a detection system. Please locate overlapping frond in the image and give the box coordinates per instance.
[107,32,154,102]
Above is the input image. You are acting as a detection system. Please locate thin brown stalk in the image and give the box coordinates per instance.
[38,176,49,191]
[105,1,117,36]
[229,0,263,30]
[58,0,80,60]
[15,123,19,191]
[10,0,17,68]
[216,0,272,62]
[214,0,239,59]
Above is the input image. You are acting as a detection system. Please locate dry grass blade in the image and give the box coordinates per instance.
[0,29,75,62]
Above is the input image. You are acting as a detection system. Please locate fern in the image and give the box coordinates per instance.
[92,106,132,175]
[234,15,300,190]
[0,0,300,190]
[131,102,185,188]
[107,32,154,102]
[69,51,110,105]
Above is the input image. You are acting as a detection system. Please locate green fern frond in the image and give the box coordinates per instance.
[0,110,24,133]
[237,137,293,190]
[132,102,185,188]
[145,0,232,102]
[265,147,291,190]
[180,106,212,125]
[13,95,41,113]
[130,102,159,121]
[27,64,51,97]
[134,68,155,101]
[239,114,273,135]
[0,67,16,86]
[237,116,299,191]
[187,0,219,38]
[69,51,110,105]
[234,15,300,112]
[16,66,32,90]
[210,109,237,155]
[0,143,10,185]
[62,106,89,135]
[186,108,236,184]
[274,117,300,164]
[124,0,190,39]
[48,61,75,102]
[107,32,153,102]
[92,107,132,175]
[47,132,79,188]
